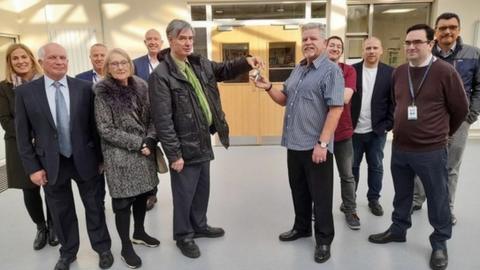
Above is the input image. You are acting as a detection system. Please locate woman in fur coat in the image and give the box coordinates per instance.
[94,48,159,269]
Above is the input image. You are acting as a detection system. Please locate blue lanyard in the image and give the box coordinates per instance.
[407,57,433,105]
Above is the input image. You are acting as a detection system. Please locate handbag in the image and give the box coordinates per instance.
[155,145,169,174]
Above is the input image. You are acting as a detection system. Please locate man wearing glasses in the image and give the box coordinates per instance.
[368,24,468,270]
[412,13,480,226]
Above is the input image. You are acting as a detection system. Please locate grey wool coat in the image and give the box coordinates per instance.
[94,76,159,198]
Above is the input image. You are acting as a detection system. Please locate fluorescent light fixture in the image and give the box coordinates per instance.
[382,8,416,14]
[283,24,299,30]
[215,10,224,14]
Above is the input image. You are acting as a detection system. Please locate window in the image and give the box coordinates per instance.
[191,5,207,21]
[222,43,249,83]
[269,42,296,82]
[311,2,327,19]
[193,28,207,57]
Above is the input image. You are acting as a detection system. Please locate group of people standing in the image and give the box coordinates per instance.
[252,12,478,270]
[0,12,478,270]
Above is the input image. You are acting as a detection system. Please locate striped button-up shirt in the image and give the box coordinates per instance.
[281,53,344,153]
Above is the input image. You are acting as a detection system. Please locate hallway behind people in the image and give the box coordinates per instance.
[1,141,479,270]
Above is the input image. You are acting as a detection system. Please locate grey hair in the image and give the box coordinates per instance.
[166,19,195,39]
[301,23,327,39]
[37,46,46,61]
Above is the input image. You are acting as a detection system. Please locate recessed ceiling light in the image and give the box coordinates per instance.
[382,8,416,14]
[277,8,285,12]
[215,10,224,14]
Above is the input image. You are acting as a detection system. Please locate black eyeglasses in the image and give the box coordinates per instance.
[404,40,431,46]
[437,25,459,32]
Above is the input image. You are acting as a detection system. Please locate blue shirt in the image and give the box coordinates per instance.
[281,53,344,153]
[44,75,70,127]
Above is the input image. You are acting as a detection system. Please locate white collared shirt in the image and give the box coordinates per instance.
[409,54,436,67]
[148,55,159,74]
[44,75,70,126]
[436,42,456,58]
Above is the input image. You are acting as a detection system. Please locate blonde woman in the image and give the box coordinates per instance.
[0,43,58,250]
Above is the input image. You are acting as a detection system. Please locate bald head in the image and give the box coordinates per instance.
[362,37,383,68]
[38,43,68,81]
[144,29,163,56]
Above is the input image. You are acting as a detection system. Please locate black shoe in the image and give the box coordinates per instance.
[314,244,331,263]
[121,246,142,269]
[194,225,225,238]
[176,238,200,258]
[430,249,448,270]
[412,204,422,211]
[132,231,160,247]
[451,214,457,226]
[99,250,114,269]
[146,195,157,211]
[368,200,384,216]
[33,227,48,250]
[279,229,312,242]
[54,256,76,270]
[368,229,406,244]
[47,229,59,247]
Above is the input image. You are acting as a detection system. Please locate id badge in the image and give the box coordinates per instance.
[407,105,418,120]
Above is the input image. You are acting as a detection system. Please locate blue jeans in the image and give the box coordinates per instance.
[352,132,387,202]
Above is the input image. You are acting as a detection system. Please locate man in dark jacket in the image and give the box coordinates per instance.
[351,37,394,217]
[148,19,262,259]
[412,13,480,226]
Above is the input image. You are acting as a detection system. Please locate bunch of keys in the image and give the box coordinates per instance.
[252,69,261,82]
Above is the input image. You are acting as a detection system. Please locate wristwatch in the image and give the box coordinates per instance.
[317,141,328,149]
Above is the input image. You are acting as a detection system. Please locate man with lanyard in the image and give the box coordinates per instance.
[412,13,480,226]
[133,28,164,210]
[368,24,468,270]
[254,23,344,263]
[76,43,107,84]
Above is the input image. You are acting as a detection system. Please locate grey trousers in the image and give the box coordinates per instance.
[334,138,357,213]
[413,121,470,212]
[170,161,210,241]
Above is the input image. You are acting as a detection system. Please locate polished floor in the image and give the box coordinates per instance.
[1,141,480,270]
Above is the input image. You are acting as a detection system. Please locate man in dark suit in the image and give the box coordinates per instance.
[133,28,163,210]
[133,29,163,82]
[15,43,113,270]
[351,37,394,217]
[76,43,107,84]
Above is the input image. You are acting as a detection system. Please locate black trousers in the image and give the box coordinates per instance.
[43,155,111,259]
[22,186,51,227]
[389,147,451,250]
[170,161,210,241]
[287,149,334,245]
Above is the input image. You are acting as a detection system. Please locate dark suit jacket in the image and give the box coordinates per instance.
[75,69,95,82]
[15,76,102,185]
[133,55,150,82]
[351,61,394,135]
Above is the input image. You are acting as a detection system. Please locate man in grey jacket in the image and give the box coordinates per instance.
[148,19,262,259]
[412,13,480,226]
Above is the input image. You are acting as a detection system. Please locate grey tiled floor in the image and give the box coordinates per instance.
[1,141,480,270]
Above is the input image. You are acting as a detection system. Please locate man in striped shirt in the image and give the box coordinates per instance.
[253,22,344,263]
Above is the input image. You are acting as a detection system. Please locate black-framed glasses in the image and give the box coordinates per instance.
[437,25,459,32]
[404,40,431,46]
